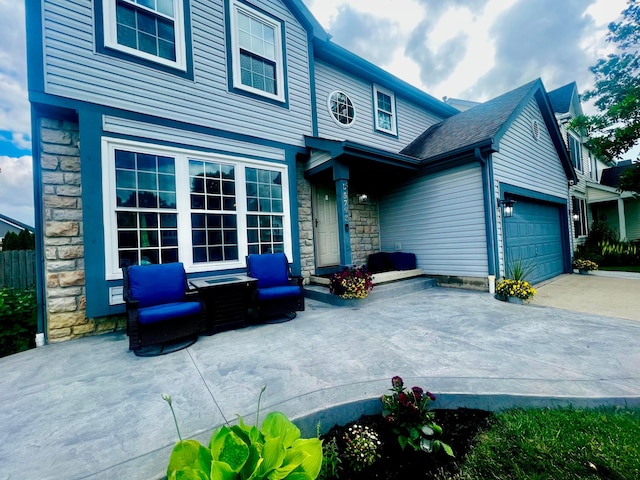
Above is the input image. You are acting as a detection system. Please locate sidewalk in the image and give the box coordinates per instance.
[1,285,639,479]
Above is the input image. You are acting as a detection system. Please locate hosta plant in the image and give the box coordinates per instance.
[380,376,453,456]
[163,387,323,480]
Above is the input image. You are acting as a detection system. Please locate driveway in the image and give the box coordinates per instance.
[531,271,640,322]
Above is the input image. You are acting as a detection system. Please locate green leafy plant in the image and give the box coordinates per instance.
[341,424,381,472]
[329,265,374,299]
[163,387,323,480]
[496,279,537,301]
[380,376,453,456]
[0,288,37,358]
[573,259,599,271]
[506,258,535,282]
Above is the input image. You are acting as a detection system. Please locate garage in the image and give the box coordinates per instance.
[503,198,567,284]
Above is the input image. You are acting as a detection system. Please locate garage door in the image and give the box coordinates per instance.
[503,199,565,284]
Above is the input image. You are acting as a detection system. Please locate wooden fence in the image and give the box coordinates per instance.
[0,250,36,290]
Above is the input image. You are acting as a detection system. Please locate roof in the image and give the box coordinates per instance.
[600,164,633,188]
[401,79,539,160]
[285,1,459,119]
[548,82,577,115]
[0,213,34,238]
[399,78,578,183]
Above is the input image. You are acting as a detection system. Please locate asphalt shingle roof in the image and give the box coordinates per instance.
[401,79,539,161]
[548,82,576,115]
[600,165,633,188]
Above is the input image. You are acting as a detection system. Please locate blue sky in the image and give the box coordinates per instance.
[0,0,636,227]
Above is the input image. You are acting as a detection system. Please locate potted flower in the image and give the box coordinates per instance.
[329,265,374,299]
[496,278,536,304]
[572,258,598,274]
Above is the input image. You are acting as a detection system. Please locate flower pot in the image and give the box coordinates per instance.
[579,269,590,275]
[507,296,525,304]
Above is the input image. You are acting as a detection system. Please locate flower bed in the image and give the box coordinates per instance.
[329,265,374,299]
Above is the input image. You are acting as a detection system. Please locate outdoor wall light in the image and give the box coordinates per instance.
[497,198,516,217]
[358,193,368,204]
[572,212,580,222]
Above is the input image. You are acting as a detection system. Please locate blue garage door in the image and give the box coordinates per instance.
[504,199,565,284]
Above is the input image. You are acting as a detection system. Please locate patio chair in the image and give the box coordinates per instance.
[123,262,202,356]
[246,253,305,322]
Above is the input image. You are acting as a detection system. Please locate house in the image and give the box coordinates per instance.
[26,0,574,344]
[548,82,640,243]
[0,213,34,249]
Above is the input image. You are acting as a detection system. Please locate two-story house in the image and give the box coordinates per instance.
[549,82,640,244]
[27,0,576,344]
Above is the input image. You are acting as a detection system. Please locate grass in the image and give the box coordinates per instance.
[599,265,640,273]
[457,406,640,479]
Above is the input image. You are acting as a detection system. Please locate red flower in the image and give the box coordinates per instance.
[411,386,423,399]
[391,376,404,389]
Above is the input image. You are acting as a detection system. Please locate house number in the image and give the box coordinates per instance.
[342,182,349,223]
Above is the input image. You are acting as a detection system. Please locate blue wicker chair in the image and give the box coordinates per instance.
[123,262,202,356]
[246,253,304,322]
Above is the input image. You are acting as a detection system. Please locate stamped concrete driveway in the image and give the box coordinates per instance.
[531,271,640,321]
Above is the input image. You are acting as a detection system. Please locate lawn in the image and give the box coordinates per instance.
[599,265,640,273]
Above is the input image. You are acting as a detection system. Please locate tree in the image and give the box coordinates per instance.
[572,0,640,165]
[1,229,35,251]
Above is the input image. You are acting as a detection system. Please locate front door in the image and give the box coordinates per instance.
[314,186,340,267]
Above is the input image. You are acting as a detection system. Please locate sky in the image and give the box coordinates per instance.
[0,0,635,227]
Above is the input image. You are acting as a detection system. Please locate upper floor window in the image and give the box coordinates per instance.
[328,91,355,127]
[102,0,187,70]
[373,85,397,135]
[229,0,285,102]
[568,134,582,172]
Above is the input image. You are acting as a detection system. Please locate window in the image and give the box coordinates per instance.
[229,0,285,102]
[103,139,291,279]
[246,167,284,254]
[572,197,588,238]
[328,91,355,126]
[373,85,396,135]
[102,0,187,70]
[568,134,582,172]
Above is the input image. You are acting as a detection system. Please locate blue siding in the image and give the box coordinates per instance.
[379,164,488,277]
[40,0,313,147]
[314,61,444,151]
[493,98,570,276]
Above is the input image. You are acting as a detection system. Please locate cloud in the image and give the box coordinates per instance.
[0,2,30,152]
[0,155,34,226]
[325,5,403,66]
[463,0,600,100]
[415,0,489,17]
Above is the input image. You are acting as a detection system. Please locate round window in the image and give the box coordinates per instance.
[328,91,355,127]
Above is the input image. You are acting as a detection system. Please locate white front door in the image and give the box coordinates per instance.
[314,186,340,267]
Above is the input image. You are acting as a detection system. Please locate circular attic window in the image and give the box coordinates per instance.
[328,90,356,127]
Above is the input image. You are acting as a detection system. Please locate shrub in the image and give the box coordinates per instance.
[0,288,37,358]
[573,259,598,271]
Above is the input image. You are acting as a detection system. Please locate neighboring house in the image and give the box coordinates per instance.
[548,82,639,243]
[26,0,574,344]
[0,214,34,249]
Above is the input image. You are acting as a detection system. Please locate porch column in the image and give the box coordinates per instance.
[334,163,352,266]
[618,198,627,240]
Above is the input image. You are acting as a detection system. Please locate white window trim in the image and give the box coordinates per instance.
[373,84,397,135]
[102,0,187,71]
[229,0,286,102]
[327,90,356,128]
[101,137,292,280]
[568,133,583,173]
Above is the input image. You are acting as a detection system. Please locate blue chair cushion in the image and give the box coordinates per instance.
[257,285,302,301]
[247,253,289,288]
[138,301,201,325]
[128,263,187,308]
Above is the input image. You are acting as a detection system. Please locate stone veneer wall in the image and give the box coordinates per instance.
[295,161,381,276]
[296,161,314,282]
[349,194,380,266]
[40,115,124,342]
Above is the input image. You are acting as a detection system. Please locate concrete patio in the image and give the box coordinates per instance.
[1,275,639,479]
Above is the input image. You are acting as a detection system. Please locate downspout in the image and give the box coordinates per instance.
[31,107,46,347]
[475,148,499,290]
